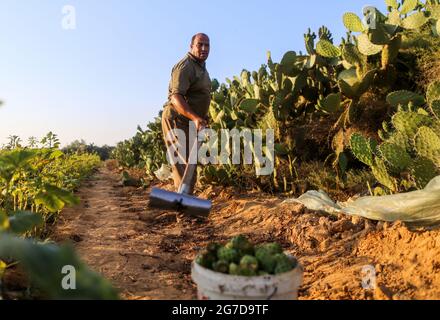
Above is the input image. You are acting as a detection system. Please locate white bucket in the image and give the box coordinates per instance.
[191,255,303,300]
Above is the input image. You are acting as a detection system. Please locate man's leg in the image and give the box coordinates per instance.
[161,115,198,194]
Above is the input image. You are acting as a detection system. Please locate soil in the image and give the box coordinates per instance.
[48,163,440,300]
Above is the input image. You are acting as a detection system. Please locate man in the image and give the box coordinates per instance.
[162,33,211,195]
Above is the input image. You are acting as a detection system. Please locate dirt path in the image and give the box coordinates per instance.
[52,164,440,300]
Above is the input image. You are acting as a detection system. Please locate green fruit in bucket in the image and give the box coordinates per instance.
[238,267,257,277]
[213,260,229,274]
[274,253,296,274]
[196,250,217,269]
[207,242,221,254]
[261,242,283,255]
[255,248,277,273]
[229,263,239,275]
[240,255,259,272]
[217,247,240,263]
[225,235,254,257]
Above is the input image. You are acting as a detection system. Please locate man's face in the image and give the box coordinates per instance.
[190,35,210,62]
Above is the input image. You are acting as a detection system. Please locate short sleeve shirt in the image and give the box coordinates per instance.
[164,53,211,122]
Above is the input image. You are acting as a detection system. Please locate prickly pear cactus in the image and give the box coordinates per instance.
[386,90,425,108]
[378,142,412,171]
[392,111,431,137]
[316,93,342,114]
[414,126,440,166]
[343,12,365,32]
[400,0,418,15]
[316,39,341,58]
[371,157,397,192]
[357,34,383,56]
[410,157,439,189]
[381,34,402,69]
[350,133,375,166]
[402,12,428,30]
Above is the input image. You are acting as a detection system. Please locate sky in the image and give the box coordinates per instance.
[0,0,386,147]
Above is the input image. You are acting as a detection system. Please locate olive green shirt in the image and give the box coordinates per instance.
[163,53,211,122]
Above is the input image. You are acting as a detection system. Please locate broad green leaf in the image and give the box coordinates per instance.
[0,235,119,299]
[0,210,10,231]
[9,211,44,234]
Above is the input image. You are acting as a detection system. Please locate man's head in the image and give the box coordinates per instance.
[190,33,210,62]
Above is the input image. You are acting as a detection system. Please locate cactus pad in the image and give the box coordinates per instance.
[400,0,418,15]
[357,33,383,56]
[350,133,375,166]
[410,157,439,189]
[379,142,411,171]
[386,90,425,108]
[343,12,365,32]
[414,126,440,165]
[402,12,428,30]
[316,39,341,58]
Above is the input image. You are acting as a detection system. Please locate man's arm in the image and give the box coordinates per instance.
[170,94,207,130]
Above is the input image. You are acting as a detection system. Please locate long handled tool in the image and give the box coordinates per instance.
[148,132,212,217]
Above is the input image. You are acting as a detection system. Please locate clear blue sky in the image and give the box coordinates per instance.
[0,0,385,147]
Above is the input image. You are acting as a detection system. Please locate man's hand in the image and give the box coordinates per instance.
[170,94,207,131]
[193,116,207,132]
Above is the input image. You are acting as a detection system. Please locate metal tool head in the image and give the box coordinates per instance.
[148,187,212,217]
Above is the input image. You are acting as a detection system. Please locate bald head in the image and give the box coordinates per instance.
[190,33,210,62]
[191,33,210,45]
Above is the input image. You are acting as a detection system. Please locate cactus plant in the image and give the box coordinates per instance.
[350,133,375,166]
[427,80,440,105]
[402,12,428,30]
[392,111,431,137]
[414,126,440,165]
[386,90,425,108]
[357,33,383,56]
[316,39,341,58]
[410,157,439,189]
[381,34,402,69]
[400,0,418,15]
[385,0,399,10]
[371,157,397,192]
[316,93,342,114]
[343,12,365,32]
[378,142,412,171]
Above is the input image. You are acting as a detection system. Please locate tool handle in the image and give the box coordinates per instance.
[178,132,203,195]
